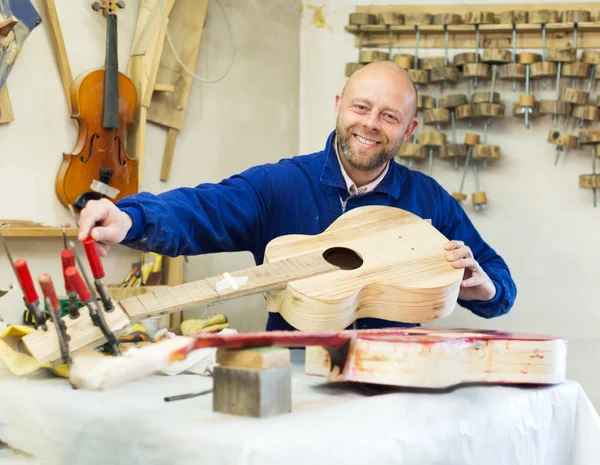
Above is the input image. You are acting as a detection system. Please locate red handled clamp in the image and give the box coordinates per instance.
[0,232,48,330]
[38,274,72,366]
[61,249,81,319]
[83,237,114,312]
[65,264,120,356]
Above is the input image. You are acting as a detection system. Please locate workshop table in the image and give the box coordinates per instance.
[0,349,599,465]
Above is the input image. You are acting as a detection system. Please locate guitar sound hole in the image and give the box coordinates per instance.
[322,247,363,270]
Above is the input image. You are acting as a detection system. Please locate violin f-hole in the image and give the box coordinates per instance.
[81,134,100,163]
[114,136,126,166]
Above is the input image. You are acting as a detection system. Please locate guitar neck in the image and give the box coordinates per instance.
[119,250,338,321]
[103,12,120,129]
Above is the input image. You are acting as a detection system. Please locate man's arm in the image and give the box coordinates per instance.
[114,165,273,257]
[435,188,517,319]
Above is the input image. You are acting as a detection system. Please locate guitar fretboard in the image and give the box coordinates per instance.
[120,250,337,320]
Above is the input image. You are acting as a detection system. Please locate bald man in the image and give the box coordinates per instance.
[77,61,516,331]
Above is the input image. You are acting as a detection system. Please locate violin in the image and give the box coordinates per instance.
[55,0,138,211]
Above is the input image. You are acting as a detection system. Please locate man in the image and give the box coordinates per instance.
[77,61,516,331]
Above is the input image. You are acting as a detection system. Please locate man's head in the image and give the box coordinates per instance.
[334,61,419,172]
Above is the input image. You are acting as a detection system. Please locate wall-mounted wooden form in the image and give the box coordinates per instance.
[346,4,600,49]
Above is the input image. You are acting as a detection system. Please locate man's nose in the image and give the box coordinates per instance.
[364,112,381,131]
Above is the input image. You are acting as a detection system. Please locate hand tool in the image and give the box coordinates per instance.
[83,237,114,312]
[66,240,120,356]
[38,273,71,366]
[60,226,81,319]
[0,232,47,330]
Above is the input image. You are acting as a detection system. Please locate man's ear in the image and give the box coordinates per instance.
[334,94,342,119]
[403,118,419,141]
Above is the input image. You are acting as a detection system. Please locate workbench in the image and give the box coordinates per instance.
[0,350,599,464]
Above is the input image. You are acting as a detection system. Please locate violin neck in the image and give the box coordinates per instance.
[103,11,120,129]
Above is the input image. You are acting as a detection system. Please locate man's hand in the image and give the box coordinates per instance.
[76,199,133,257]
[444,240,496,302]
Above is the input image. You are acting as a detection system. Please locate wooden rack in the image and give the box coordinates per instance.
[346,4,600,49]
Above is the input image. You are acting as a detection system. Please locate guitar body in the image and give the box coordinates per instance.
[305,327,567,388]
[56,69,138,209]
[263,206,464,330]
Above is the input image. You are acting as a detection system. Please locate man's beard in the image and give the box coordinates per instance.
[336,122,404,171]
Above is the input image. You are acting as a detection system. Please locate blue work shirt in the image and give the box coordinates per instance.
[117,130,516,330]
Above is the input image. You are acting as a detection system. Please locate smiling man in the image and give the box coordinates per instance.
[77,61,517,330]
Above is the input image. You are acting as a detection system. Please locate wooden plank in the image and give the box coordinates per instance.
[127,0,177,184]
[159,128,179,181]
[146,0,208,131]
[0,227,78,237]
[42,0,73,109]
[0,84,14,123]
[22,304,131,366]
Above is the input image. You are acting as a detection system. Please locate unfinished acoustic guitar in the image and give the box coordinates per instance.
[67,327,567,390]
[23,206,464,365]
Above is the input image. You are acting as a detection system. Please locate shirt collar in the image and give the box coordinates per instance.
[320,130,402,199]
[333,134,390,196]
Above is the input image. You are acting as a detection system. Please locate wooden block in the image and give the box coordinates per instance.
[440,94,467,109]
[580,174,600,188]
[513,100,541,118]
[500,10,528,24]
[472,103,505,119]
[482,49,512,64]
[419,131,446,146]
[472,191,488,207]
[213,364,291,418]
[462,63,491,79]
[217,346,290,369]
[463,11,495,25]
[419,56,446,70]
[464,132,480,145]
[349,13,377,25]
[432,13,462,25]
[455,104,474,120]
[529,10,559,24]
[422,108,450,125]
[530,61,557,79]
[563,62,591,78]
[540,99,571,116]
[473,144,501,159]
[454,52,478,67]
[582,50,600,65]
[472,91,500,104]
[579,128,600,144]
[360,50,388,63]
[397,142,426,159]
[573,105,600,122]
[547,48,576,62]
[519,94,535,107]
[560,87,589,105]
[404,13,432,26]
[345,63,363,77]
[499,63,526,81]
[547,129,578,149]
[430,66,458,83]
[417,95,435,109]
[408,69,429,85]
[378,12,404,25]
[393,54,414,69]
[562,9,591,23]
[443,143,467,158]
[518,52,542,65]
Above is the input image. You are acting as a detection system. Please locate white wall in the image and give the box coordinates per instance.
[300,0,600,407]
[0,0,300,332]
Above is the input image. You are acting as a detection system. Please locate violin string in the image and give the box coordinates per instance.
[157,0,234,84]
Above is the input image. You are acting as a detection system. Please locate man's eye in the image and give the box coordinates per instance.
[385,114,397,121]
[355,105,366,111]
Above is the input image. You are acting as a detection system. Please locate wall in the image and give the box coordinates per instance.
[300,0,600,408]
[0,0,300,332]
